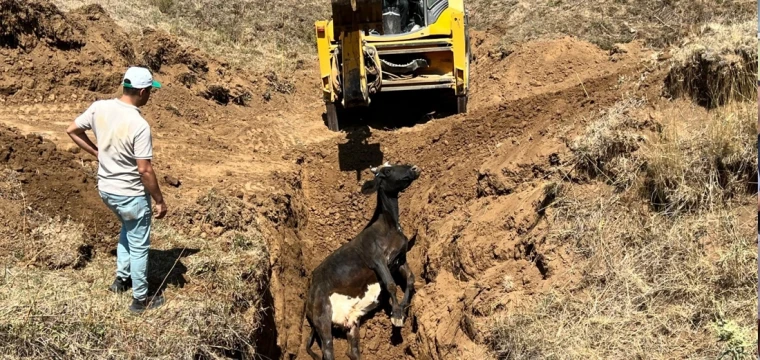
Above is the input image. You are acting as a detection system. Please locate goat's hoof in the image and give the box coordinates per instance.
[391,316,404,327]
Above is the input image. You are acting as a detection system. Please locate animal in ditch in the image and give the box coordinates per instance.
[304,162,421,360]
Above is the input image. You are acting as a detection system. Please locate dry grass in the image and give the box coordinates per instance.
[665,21,757,107]
[569,98,648,189]
[644,101,756,214]
[474,0,756,52]
[570,97,756,214]
[497,60,757,357]
[26,218,90,270]
[52,0,328,72]
[0,226,271,359]
[488,187,756,359]
[672,21,757,65]
[0,181,272,359]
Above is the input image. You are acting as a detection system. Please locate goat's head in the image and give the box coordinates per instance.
[361,161,422,195]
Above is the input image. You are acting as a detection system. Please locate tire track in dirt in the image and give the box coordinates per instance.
[0,102,90,143]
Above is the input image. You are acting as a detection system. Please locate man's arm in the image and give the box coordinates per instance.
[137,159,167,219]
[133,123,166,219]
[66,123,99,157]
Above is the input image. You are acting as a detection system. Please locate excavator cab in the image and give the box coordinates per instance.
[379,0,424,35]
[315,0,470,131]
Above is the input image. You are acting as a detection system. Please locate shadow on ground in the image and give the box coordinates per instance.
[108,247,200,296]
[323,89,459,132]
[337,125,385,182]
[147,248,199,295]
[326,89,459,182]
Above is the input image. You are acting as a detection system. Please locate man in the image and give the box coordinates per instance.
[66,66,168,313]
[381,0,420,34]
[404,0,423,32]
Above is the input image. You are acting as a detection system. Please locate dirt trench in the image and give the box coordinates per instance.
[264,40,664,360]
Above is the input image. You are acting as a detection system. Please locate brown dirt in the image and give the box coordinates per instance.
[0,0,290,106]
[469,33,644,109]
[0,126,117,251]
[2,0,746,359]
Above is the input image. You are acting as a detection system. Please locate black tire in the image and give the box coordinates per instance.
[453,7,470,114]
[457,95,467,114]
[326,102,339,131]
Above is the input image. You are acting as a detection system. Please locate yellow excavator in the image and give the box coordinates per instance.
[315,0,470,131]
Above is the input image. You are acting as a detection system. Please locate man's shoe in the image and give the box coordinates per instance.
[108,277,132,293]
[129,294,165,314]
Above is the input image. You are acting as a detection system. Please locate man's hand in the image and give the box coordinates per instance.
[154,200,168,219]
[66,121,98,158]
[137,159,167,219]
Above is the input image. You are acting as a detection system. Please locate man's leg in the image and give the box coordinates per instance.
[122,194,164,313]
[109,223,133,293]
[116,224,131,279]
[124,194,151,300]
[100,191,132,293]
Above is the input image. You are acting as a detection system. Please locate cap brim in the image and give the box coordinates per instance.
[122,81,162,89]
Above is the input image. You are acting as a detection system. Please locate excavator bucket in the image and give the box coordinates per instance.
[340,29,368,108]
[329,0,383,111]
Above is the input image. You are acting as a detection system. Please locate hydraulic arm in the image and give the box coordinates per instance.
[330,0,383,108]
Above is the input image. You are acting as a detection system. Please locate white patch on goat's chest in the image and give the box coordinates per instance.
[329,283,381,328]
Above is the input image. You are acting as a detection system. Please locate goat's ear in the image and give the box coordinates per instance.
[361,179,378,195]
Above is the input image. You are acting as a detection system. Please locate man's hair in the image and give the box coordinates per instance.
[122,78,150,96]
[123,86,142,96]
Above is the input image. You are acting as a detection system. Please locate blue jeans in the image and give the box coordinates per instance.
[99,191,152,300]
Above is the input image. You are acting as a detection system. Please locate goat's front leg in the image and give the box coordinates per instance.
[397,262,415,316]
[371,258,405,327]
[346,323,361,360]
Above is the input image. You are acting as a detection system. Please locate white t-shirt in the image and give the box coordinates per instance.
[75,99,153,197]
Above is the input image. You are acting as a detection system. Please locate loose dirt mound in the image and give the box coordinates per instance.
[0,1,129,96]
[0,0,301,110]
[0,126,117,251]
[469,35,648,110]
[0,0,84,51]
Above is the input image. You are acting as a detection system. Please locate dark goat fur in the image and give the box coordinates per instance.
[304,163,421,360]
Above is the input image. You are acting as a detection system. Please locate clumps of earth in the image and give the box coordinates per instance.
[0,0,289,107]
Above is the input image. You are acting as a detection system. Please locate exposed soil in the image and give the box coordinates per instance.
[0,1,711,359]
[0,126,117,249]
